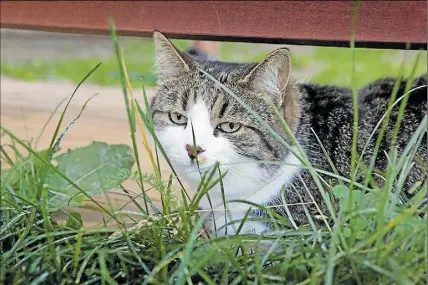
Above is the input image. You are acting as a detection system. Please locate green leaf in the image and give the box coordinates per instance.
[362,192,378,208]
[332,185,349,200]
[45,141,135,211]
[355,230,367,240]
[353,218,367,231]
[352,190,365,206]
[343,227,352,237]
[65,212,83,230]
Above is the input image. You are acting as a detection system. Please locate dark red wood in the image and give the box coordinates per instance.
[0,1,426,49]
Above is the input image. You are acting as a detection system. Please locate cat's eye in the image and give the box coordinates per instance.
[169,112,188,125]
[217,122,242,133]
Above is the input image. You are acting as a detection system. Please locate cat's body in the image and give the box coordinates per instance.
[150,32,427,236]
[256,76,427,229]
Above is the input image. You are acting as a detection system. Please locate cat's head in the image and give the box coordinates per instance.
[150,32,301,185]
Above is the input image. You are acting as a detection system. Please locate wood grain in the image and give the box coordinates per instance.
[1,1,426,49]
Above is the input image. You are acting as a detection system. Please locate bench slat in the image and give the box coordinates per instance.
[1,1,426,49]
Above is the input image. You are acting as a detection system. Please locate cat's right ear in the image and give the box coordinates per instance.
[153,31,193,82]
[239,48,292,106]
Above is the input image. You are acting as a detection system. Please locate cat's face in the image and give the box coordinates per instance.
[150,32,298,188]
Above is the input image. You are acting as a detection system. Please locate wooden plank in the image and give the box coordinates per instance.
[0,1,426,49]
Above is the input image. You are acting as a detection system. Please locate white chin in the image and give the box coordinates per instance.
[172,160,219,179]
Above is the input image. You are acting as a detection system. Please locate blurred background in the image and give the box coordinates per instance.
[2,28,427,88]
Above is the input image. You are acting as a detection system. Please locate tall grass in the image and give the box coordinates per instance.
[1,15,427,285]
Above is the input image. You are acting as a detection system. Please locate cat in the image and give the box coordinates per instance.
[149,31,427,237]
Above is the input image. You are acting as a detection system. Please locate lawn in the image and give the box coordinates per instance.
[1,36,426,89]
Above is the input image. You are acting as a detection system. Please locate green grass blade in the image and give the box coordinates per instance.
[108,19,149,214]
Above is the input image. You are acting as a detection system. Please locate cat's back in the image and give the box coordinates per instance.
[295,76,426,180]
[297,75,427,133]
[298,75,426,120]
[358,75,427,121]
[358,75,427,151]
[296,81,354,139]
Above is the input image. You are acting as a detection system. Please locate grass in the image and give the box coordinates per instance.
[1,34,426,89]
[309,47,427,87]
[1,18,427,285]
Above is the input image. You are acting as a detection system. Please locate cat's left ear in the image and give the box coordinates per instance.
[240,48,292,106]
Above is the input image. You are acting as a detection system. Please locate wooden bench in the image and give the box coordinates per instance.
[1,1,426,50]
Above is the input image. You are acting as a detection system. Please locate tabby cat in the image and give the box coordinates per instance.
[149,31,427,236]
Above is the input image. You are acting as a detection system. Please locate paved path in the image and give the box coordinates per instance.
[1,28,136,63]
[1,75,180,227]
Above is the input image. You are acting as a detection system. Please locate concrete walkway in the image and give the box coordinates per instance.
[1,75,177,227]
[1,28,138,63]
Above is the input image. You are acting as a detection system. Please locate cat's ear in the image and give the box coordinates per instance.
[153,31,193,81]
[240,48,292,105]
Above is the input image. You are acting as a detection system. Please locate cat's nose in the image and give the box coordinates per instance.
[185,144,205,160]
